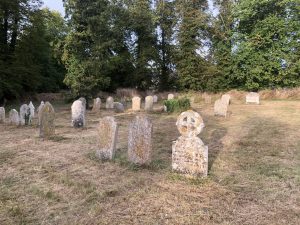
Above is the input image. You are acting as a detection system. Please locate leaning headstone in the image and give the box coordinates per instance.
[144,96,154,111]
[128,115,153,165]
[168,93,174,100]
[246,92,260,104]
[0,107,5,123]
[153,95,158,103]
[172,110,208,177]
[96,116,118,160]
[132,96,141,111]
[39,102,55,138]
[221,94,231,105]
[214,99,228,117]
[20,104,31,125]
[106,96,114,109]
[114,102,125,113]
[92,98,101,112]
[71,100,85,128]
[9,109,19,125]
[29,101,35,118]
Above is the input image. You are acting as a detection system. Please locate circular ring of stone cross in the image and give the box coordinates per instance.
[176,110,204,137]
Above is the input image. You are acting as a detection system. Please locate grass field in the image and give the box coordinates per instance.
[0,99,299,225]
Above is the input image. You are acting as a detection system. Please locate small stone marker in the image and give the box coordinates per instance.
[114,102,125,113]
[144,96,154,111]
[153,95,158,103]
[29,101,35,118]
[106,96,114,109]
[39,102,55,138]
[20,104,31,125]
[92,98,101,112]
[132,96,141,111]
[172,110,208,177]
[221,94,231,105]
[96,116,118,160]
[0,107,5,123]
[214,99,228,117]
[128,115,153,165]
[168,93,174,100]
[71,100,85,128]
[9,109,19,125]
[246,92,260,104]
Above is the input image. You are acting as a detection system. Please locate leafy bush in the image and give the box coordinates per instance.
[164,98,191,113]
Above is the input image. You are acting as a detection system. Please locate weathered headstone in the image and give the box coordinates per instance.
[0,107,5,123]
[172,110,208,177]
[37,101,45,125]
[71,100,85,128]
[128,115,153,165]
[168,93,174,100]
[79,97,87,109]
[29,101,35,118]
[114,102,125,113]
[96,116,118,160]
[221,94,231,105]
[92,98,101,112]
[214,99,228,117]
[246,92,260,104]
[39,102,55,138]
[106,96,114,109]
[20,104,31,125]
[132,96,141,111]
[9,109,19,125]
[153,95,158,103]
[144,96,154,111]
[37,101,45,113]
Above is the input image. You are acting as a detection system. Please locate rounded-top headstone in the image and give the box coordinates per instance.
[9,109,19,125]
[132,96,141,111]
[20,104,30,125]
[176,110,204,137]
[106,96,114,109]
[92,97,101,112]
[144,96,154,111]
[153,95,158,103]
[39,102,55,138]
[71,100,85,128]
[221,94,231,105]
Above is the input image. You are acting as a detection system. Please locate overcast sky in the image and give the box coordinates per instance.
[43,0,65,16]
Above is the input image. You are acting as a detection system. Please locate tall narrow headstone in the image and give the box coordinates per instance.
[172,110,208,177]
[96,116,118,160]
[37,101,45,125]
[246,92,260,104]
[144,96,154,111]
[128,115,153,165]
[29,101,35,118]
[221,94,231,105]
[20,104,31,125]
[0,107,5,123]
[132,96,141,111]
[39,102,55,138]
[153,95,158,103]
[168,93,174,100]
[71,100,85,128]
[9,109,19,125]
[106,97,114,109]
[214,99,228,117]
[92,98,101,112]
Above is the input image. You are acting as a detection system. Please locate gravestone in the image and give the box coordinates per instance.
[214,99,228,117]
[9,109,19,125]
[172,110,208,177]
[114,102,125,113]
[221,94,231,105]
[106,96,114,109]
[92,98,101,112]
[79,97,87,109]
[39,102,55,138]
[246,92,260,104]
[132,96,141,111]
[144,96,154,111]
[0,107,5,123]
[168,93,174,100]
[128,115,153,165]
[96,116,118,160]
[71,100,85,128]
[153,95,158,103]
[29,101,35,118]
[37,101,45,125]
[20,104,31,125]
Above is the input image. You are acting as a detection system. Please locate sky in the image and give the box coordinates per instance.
[42,0,65,16]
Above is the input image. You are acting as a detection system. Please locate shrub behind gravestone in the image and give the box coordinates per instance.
[164,98,191,113]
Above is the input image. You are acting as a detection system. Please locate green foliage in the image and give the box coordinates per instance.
[164,97,191,113]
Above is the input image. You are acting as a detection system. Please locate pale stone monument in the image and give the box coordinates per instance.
[246,92,260,104]
[132,96,141,111]
[144,96,154,111]
[92,98,101,112]
[153,95,158,103]
[96,116,118,160]
[37,101,45,125]
[0,107,5,123]
[29,101,35,118]
[39,102,55,138]
[9,109,19,125]
[114,102,125,113]
[106,96,114,109]
[214,99,228,117]
[71,100,85,128]
[172,110,208,177]
[79,97,87,109]
[20,104,31,125]
[221,94,231,105]
[128,115,153,165]
[168,93,174,100]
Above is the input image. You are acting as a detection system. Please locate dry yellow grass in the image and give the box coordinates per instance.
[0,99,300,225]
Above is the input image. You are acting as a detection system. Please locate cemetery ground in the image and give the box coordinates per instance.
[0,99,299,225]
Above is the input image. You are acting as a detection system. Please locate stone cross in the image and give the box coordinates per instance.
[96,116,118,160]
[172,110,208,177]
[144,96,154,111]
[9,109,19,125]
[0,107,5,123]
[106,96,114,109]
[71,100,85,128]
[168,93,174,100]
[214,99,228,117]
[39,102,55,138]
[92,98,101,112]
[246,92,260,104]
[20,104,31,125]
[132,96,141,111]
[128,115,153,165]
[221,94,231,105]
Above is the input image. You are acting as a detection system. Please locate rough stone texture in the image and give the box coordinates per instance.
[132,97,141,111]
[204,94,211,104]
[0,107,5,123]
[246,92,260,104]
[144,96,154,111]
[37,101,45,125]
[221,94,231,105]
[79,97,87,109]
[96,116,118,160]
[172,110,208,177]
[9,109,19,125]
[128,115,153,165]
[106,97,114,109]
[29,101,35,118]
[92,98,101,112]
[20,104,31,125]
[113,102,125,113]
[39,102,55,138]
[71,100,85,128]
[168,93,174,100]
[153,95,158,103]
[214,99,228,117]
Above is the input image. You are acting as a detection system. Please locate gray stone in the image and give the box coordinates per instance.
[39,102,55,138]
[246,92,260,104]
[92,98,101,112]
[9,109,19,125]
[221,94,231,105]
[106,96,114,109]
[29,101,35,118]
[71,100,85,128]
[172,110,208,177]
[144,96,154,111]
[153,95,158,103]
[79,97,87,109]
[214,99,228,117]
[114,102,125,113]
[0,107,5,123]
[37,101,45,125]
[132,96,141,111]
[20,104,31,125]
[168,93,174,100]
[96,116,118,160]
[128,115,153,165]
